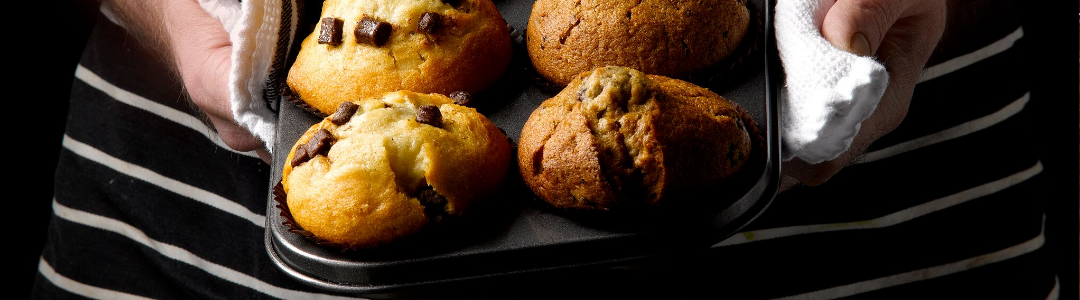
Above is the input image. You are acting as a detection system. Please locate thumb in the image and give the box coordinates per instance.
[820,0,910,57]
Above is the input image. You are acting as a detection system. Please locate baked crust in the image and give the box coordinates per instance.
[287,0,513,115]
[526,0,750,86]
[282,91,512,250]
[517,66,759,214]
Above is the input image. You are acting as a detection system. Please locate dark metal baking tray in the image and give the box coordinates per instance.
[265,0,780,296]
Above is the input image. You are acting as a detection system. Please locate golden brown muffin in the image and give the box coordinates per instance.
[517,66,760,214]
[526,0,750,86]
[282,91,512,250]
[286,0,513,116]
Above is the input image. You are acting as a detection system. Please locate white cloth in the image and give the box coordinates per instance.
[200,0,302,154]
[775,0,889,163]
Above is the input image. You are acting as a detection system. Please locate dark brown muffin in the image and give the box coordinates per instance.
[516,66,760,215]
[526,0,750,86]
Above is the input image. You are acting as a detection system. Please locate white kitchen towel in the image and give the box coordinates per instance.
[775,0,889,164]
[200,0,303,154]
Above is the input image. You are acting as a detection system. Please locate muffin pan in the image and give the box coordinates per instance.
[265,0,780,296]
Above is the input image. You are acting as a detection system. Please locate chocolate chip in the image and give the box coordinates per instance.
[329,101,360,125]
[727,143,742,167]
[416,105,442,127]
[416,186,448,223]
[416,187,447,206]
[418,12,441,34]
[289,146,311,167]
[441,0,462,7]
[318,18,343,45]
[355,16,392,47]
[304,128,335,157]
[290,129,335,167]
[449,91,472,106]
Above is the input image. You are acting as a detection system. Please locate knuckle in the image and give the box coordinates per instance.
[847,0,899,37]
[848,0,894,19]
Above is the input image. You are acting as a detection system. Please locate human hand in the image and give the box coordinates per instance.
[163,0,271,163]
[779,0,946,191]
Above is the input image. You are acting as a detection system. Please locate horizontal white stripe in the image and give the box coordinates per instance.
[771,215,1047,300]
[74,64,260,159]
[716,160,1042,247]
[919,27,1024,83]
[1046,276,1060,300]
[857,92,1029,164]
[47,200,367,300]
[39,258,154,300]
[62,134,265,227]
[848,28,1028,164]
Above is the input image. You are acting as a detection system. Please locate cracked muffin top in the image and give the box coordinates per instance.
[282,90,512,250]
[525,0,750,86]
[516,66,761,216]
[286,0,513,116]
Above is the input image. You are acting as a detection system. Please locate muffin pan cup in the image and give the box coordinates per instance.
[265,0,780,296]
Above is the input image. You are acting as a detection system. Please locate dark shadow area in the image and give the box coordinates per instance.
[22,0,98,297]
[1019,4,1077,299]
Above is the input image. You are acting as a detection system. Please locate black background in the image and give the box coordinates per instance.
[22,0,1075,298]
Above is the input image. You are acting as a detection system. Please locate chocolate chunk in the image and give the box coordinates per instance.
[416,187,447,206]
[318,18,343,45]
[418,12,441,34]
[416,105,442,127]
[416,186,448,223]
[441,0,462,7]
[449,91,472,106]
[355,16,392,47]
[329,101,360,125]
[289,146,311,167]
[304,128,335,157]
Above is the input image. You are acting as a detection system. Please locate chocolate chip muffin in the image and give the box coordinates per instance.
[286,0,513,116]
[526,0,750,86]
[517,66,761,215]
[281,91,512,250]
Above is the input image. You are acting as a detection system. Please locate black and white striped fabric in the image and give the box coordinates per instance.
[33,1,1060,299]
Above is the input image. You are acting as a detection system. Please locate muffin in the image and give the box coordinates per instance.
[281,91,513,250]
[516,66,761,215]
[286,0,513,116]
[526,0,750,86]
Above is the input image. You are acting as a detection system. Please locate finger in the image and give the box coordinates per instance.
[164,0,234,123]
[820,0,915,56]
[255,149,271,164]
[164,0,269,155]
[205,114,267,153]
[187,46,235,126]
[782,156,845,187]
[778,174,802,192]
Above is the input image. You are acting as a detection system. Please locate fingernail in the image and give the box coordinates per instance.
[849,32,871,56]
